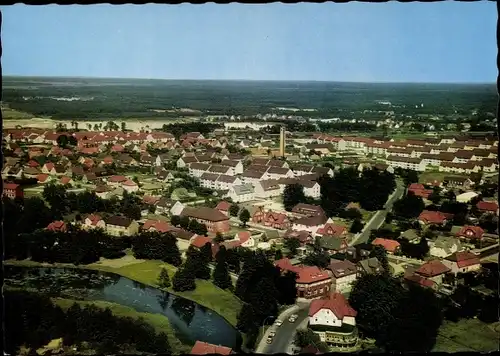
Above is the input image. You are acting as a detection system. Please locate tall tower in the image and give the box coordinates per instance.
[279,126,286,157]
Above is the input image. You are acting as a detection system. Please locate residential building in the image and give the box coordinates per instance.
[275,258,332,299]
[429,236,463,259]
[105,216,140,236]
[83,214,106,230]
[180,207,230,233]
[357,257,382,276]
[252,207,291,230]
[442,251,482,274]
[328,259,357,293]
[371,238,401,255]
[190,341,232,355]
[291,214,329,235]
[3,182,24,199]
[226,184,255,203]
[292,203,326,217]
[418,210,451,226]
[308,293,358,349]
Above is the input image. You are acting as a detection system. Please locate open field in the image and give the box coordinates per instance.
[52,297,191,354]
[418,171,469,184]
[433,319,500,352]
[4,257,243,327]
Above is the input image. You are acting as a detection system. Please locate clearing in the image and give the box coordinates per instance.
[418,171,468,184]
[433,319,499,352]
[52,297,191,354]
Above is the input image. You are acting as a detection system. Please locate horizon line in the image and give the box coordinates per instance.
[3,74,496,85]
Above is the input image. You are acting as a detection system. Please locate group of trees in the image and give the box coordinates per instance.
[5,290,171,355]
[235,250,297,349]
[7,225,129,264]
[170,215,208,236]
[393,191,425,219]
[369,227,430,260]
[317,122,378,133]
[349,273,443,352]
[56,134,78,148]
[319,167,396,216]
[283,184,307,211]
[160,122,223,139]
[132,231,182,266]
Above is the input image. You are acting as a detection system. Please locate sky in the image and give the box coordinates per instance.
[1,2,497,83]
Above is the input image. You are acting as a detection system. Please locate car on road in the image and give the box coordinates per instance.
[288,314,298,323]
[266,335,274,344]
[274,320,283,327]
[268,331,276,338]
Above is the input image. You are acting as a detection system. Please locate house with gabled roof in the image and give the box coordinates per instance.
[83,214,106,230]
[442,251,481,274]
[226,183,255,203]
[47,220,67,232]
[190,341,232,355]
[371,238,401,254]
[252,207,291,230]
[180,206,230,233]
[104,215,139,236]
[328,259,357,293]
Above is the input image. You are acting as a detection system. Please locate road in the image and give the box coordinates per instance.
[350,179,406,246]
[257,303,310,355]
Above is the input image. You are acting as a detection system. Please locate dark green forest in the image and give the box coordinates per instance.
[2,76,497,119]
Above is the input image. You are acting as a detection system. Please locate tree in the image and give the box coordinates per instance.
[121,122,126,131]
[214,232,225,244]
[239,208,250,227]
[349,273,406,343]
[158,268,171,288]
[283,238,301,256]
[385,212,394,224]
[229,204,240,217]
[179,216,190,230]
[283,184,306,211]
[170,215,181,227]
[172,267,196,292]
[428,187,441,204]
[369,245,390,274]
[274,249,283,261]
[68,136,77,146]
[402,170,419,186]
[185,246,211,280]
[303,250,330,269]
[393,192,425,219]
[294,329,329,353]
[56,134,69,148]
[213,246,233,290]
[350,218,364,234]
[385,285,443,352]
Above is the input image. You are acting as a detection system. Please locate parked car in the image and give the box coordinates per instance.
[266,336,274,344]
[288,314,298,323]
[274,320,283,327]
[269,331,276,338]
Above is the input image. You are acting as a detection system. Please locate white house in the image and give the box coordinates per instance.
[189,163,211,177]
[227,184,255,203]
[300,180,321,199]
[170,201,186,216]
[308,293,357,345]
[328,259,358,293]
[220,159,244,175]
[122,180,139,193]
[83,214,106,230]
[254,180,282,199]
[291,214,328,235]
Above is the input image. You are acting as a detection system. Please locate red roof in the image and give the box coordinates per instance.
[408,183,425,190]
[108,175,127,183]
[191,341,232,355]
[308,292,357,319]
[418,210,448,224]
[216,200,231,212]
[404,273,436,288]
[143,219,171,233]
[416,260,451,277]
[275,258,331,284]
[456,225,484,240]
[85,214,103,226]
[236,231,251,243]
[60,176,72,185]
[28,160,39,167]
[122,179,137,186]
[37,174,49,183]
[44,162,55,171]
[3,183,20,190]
[317,223,347,237]
[47,221,67,232]
[372,238,401,253]
[476,201,498,212]
[111,144,124,152]
[191,236,213,248]
[446,251,481,268]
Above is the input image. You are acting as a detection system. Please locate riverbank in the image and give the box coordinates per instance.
[51,297,191,354]
[4,257,242,328]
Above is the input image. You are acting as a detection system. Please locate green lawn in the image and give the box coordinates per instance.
[418,171,468,184]
[51,297,191,354]
[433,319,500,352]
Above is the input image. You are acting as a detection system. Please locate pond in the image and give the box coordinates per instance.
[4,265,242,350]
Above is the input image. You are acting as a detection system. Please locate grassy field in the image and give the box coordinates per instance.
[418,171,468,184]
[4,258,243,328]
[433,319,500,352]
[51,297,191,354]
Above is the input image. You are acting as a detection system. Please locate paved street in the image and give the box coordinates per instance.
[257,303,310,355]
[350,179,406,246]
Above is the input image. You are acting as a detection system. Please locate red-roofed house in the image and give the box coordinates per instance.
[414,259,451,285]
[476,201,499,216]
[37,174,52,184]
[107,175,127,186]
[59,176,74,186]
[216,201,232,216]
[42,162,56,175]
[3,182,24,199]
[443,251,481,274]
[190,341,232,355]
[316,220,348,237]
[47,221,67,232]
[418,210,450,226]
[455,225,485,240]
[404,273,436,289]
[190,236,213,249]
[83,214,106,230]
[122,179,139,193]
[142,219,172,233]
[308,293,358,347]
[27,160,40,168]
[252,207,291,230]
[275,258,332,299]
[371,238,401,254]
